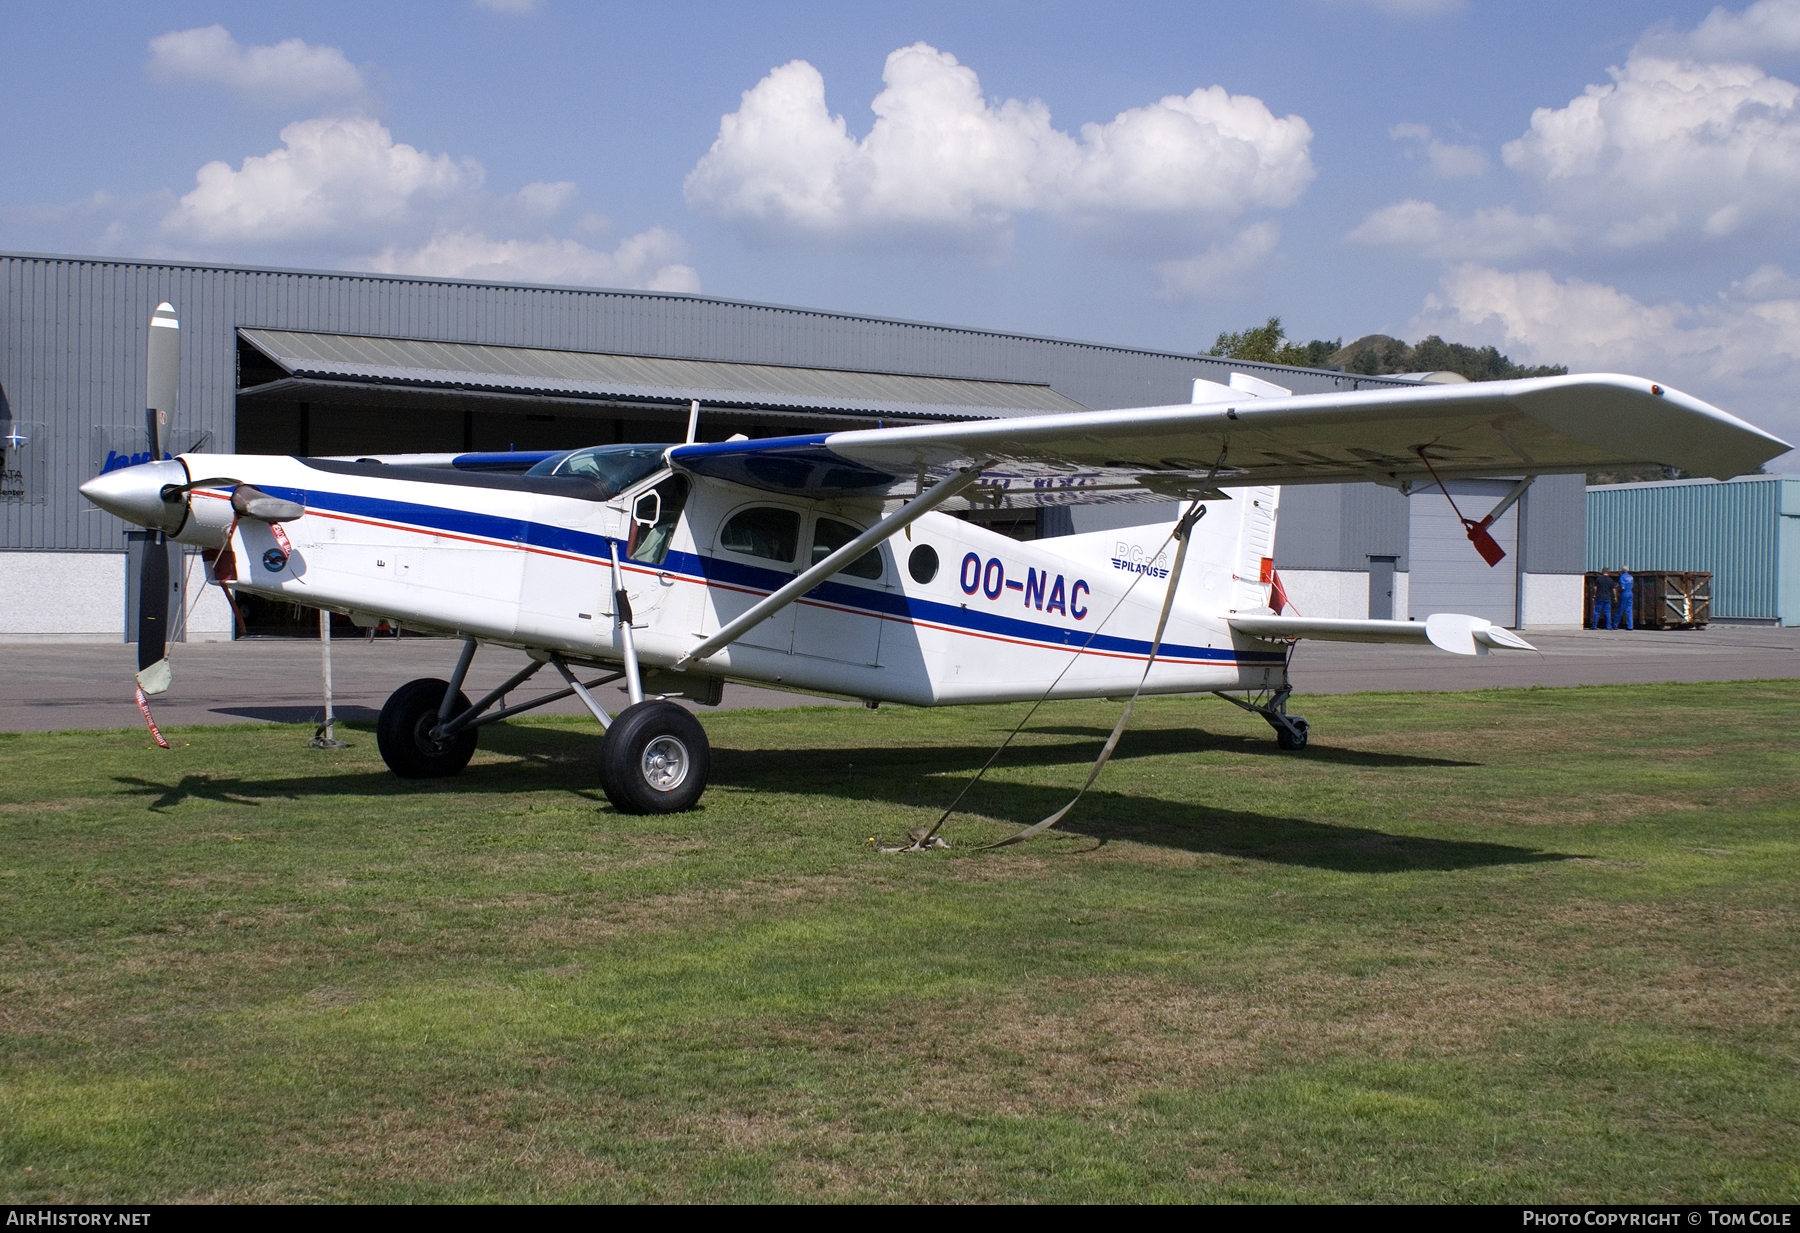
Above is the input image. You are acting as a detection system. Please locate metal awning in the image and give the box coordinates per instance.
[236,329,1091,423]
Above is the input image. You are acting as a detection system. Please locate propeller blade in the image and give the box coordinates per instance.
[138,533,169,677]
[146,302,178,462]
[135,303,180,697]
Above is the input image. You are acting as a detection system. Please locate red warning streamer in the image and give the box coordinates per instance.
[1270,567,1298,616]
[134,684,171,749]
[1414,451,1507,567]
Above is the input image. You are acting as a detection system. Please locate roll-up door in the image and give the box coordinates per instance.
[1408,479,1520,627]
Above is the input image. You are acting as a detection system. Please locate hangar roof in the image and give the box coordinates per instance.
[236,328,1092,422]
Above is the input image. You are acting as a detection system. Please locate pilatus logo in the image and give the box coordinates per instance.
[262,548,288,572]
[1111,541,1170,579]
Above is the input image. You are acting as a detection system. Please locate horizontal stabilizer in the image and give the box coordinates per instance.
[1226,612,1537,657]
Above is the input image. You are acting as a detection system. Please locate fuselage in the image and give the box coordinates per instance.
[154,452,1291,706]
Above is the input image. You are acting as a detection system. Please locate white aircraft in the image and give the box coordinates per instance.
[80,305,1790,815]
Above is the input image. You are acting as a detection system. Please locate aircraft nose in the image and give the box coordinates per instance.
[79,459,190,533]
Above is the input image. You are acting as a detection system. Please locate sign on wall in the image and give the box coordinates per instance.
[90,425,210,477]
[1,422,46,504]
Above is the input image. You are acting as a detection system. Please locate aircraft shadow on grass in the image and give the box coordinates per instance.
[209,705,382,723]
[111,721,1567,874]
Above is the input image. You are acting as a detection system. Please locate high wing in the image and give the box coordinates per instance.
[669,373,1790,507]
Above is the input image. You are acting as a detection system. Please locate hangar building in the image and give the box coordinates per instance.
[1588,474,1800,626]
[0,251,1585,642]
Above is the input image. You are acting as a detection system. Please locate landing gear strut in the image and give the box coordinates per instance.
[371,570,712,814]
[1213,684,1310,751]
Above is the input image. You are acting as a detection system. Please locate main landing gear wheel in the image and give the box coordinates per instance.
[1274,716,1310,751]
[599,699,710,815]
[377,677,478,779]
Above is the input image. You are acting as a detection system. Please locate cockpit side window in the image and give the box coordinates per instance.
[627,473,690,567]
[719,507,800,564]
[811,517,883,580]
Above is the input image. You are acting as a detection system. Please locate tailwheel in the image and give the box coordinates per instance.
[1274,715,1310,751]
[599,699,710,814]
[1212,685,1310,752]
[377,677,478,779]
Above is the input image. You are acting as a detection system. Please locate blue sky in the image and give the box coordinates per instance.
[5,1,1798,457]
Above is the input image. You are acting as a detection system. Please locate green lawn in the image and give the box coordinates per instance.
[2,681,1796,1202]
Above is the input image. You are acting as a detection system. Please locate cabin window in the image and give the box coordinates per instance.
[720,506,800,563]
[627,474,690,567]
[908,544,939,584]
[810,517,883,580]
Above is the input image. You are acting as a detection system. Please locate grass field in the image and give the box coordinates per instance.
[2,680,1797,1203]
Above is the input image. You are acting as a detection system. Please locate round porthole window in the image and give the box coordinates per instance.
[908,544,940,584]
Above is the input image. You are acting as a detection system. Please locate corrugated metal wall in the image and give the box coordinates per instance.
[1520,474,1585,574]
[1274,482,1411,572]
[1269,473,1585,577]
[1,252,1410,553]
[1586,476,1797,622]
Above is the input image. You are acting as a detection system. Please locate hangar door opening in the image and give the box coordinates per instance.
[1408,479,1521,627]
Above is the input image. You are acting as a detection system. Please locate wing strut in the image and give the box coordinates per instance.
[674,464,986,669]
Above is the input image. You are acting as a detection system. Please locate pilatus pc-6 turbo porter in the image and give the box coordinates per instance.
[82,305,1789,816]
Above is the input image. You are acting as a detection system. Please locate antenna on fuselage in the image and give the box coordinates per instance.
[685,400,700,445]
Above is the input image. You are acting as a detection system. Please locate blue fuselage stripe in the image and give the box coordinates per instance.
[269,484,1284,665]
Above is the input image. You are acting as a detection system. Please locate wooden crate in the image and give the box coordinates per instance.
[1585,571,1711,629]
[1632,571,1712,629]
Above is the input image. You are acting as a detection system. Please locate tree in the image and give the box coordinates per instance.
[1207,317,1341,368]
[1207,320,1567,381]
[1329,333,1566,382]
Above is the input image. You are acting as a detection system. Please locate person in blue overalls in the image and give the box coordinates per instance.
[1592,572,1616,630]
[1617,569,1634,629]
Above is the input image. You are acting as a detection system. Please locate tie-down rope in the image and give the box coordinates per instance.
[903,497,1210,852]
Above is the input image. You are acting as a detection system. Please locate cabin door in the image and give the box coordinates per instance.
[791,514,887,667]
[700,503,804,653]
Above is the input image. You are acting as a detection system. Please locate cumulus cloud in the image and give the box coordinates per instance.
[684,43,1313,257]
[1635,0,1800,63]
[502,181,578,219]
[1389,123,1489,177]
[1733,262,1800,299]
[1155,221,1281,298]
[1,191,169,255]
[1410,264,1800,445]
[361,227,699,292]
[146,25,364,102]
[96,116,702,291]
[160,117,482,244]
[1347,199,1568,260]
[1362,52,1800,265]
[1501,55,1800,245]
